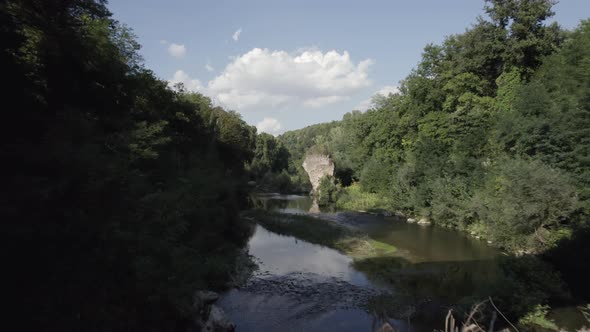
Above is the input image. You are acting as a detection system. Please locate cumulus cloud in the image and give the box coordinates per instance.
[304,96,349,108]
[256,117,282,135]
[232,28,242,41]
[168,43,186,58]
[208,48,373,110]
[355,85,400,111]
[167,70,203,92]
[205,64,214,72]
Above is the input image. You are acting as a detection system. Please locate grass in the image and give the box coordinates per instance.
[369,239,398,256]
[335,183,390,212]
[243,210,396,259]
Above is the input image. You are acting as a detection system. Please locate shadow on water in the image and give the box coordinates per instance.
[541,226,590,330]
[544,226,590,302]
[249,193,337,214]
[249,193,314,213]
[355,253,586,331]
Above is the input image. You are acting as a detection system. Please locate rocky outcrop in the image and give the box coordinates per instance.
[194,290,235,332]
[302,153,335,193]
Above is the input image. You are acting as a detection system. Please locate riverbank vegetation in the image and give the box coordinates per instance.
[278,0,589,255]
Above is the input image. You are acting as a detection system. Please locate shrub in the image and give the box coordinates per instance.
[317,175,339,206]
[470,157,578,252]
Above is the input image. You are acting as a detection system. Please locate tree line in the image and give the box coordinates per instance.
[278,0,589,256]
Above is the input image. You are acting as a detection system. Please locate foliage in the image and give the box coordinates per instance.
[580,304,590,323]
[317,175,339,206]
[519,305,559,330]
[336,183,389,211]
[248,132,289,179]
[471,157,577,252]
[2,1,257,330]
[278,3,589,255]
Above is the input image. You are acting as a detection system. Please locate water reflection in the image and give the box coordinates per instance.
[223,194,506,332]
[248,225,370,286]
[250,193,315,214]
[249,193,335,214]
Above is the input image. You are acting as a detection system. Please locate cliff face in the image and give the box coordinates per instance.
[302,154,335,193]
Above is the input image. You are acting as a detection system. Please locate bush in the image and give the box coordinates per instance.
[336,182,389,211]
[429,176,473,228]
[317,175,339,206]
[360,156,393,193]
[519,305,559,330]
[470,157,578,252]
[257,170,294,193]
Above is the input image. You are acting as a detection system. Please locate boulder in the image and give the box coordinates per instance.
[202,305,235,332]
[407,218,416,223]
[417,218,431,225]
[194,290,219,310]
[302,153,335,194]
[193,291,235,332]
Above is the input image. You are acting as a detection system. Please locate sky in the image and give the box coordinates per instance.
[107,0,590,134]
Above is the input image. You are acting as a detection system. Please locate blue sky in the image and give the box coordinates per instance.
[107,0,590,134]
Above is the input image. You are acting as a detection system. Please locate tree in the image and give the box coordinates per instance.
[485,0,561,75]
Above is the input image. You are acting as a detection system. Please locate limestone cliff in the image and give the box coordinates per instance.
[302,153,335,194]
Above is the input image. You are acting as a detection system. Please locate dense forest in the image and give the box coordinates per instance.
[2,0,259,330]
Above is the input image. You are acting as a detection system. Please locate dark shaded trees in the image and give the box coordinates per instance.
[2,1,256,330]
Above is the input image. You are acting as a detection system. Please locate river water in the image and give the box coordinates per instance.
[218,194,587,331]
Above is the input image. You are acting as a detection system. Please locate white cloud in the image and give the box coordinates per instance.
[168,43,186,58]
[232,28,242,41]
[303,96,349,108]
[208,48,373,110]
[205,64,214,72]
[167,70,203,92]
[256,117,282,135]
[160,39,168,45]
[355,85,400,111]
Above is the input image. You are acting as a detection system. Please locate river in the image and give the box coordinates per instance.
[218,194,587,332]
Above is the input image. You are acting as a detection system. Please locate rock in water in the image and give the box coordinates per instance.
[194,290,219,306]
[302,153,335,194]
[193,290,235,332]
[194,290,219,317]
[417,217,431,225]
[203,306,235,332]
[379,322,395,332]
